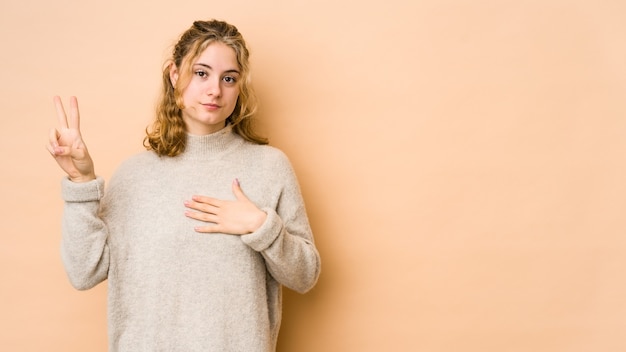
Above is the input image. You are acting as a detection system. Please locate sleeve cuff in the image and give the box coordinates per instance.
[240,208,282,252]
[61,176,105,202]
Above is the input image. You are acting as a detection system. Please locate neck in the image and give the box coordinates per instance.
[180,125,241,160]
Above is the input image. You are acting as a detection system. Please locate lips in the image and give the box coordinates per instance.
[202,103,221,111]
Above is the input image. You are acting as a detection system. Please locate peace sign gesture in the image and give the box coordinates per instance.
[47,96,96,183]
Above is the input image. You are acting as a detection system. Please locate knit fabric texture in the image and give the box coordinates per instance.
[60,126,321,351]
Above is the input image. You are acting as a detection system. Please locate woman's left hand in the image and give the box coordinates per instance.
[184,179,267,235]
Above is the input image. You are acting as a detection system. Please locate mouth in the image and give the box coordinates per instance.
[202,103,221,111]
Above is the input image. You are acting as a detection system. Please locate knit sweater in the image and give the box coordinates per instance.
[60,126,321,352]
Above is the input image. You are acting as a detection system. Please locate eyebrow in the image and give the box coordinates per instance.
[194,63,240,74]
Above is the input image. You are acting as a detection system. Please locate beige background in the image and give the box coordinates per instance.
[1,0,625,351]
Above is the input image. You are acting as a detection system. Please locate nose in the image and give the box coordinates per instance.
[205,77,221,97]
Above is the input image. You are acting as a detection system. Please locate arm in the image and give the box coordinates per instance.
[60,177,110,290]
[241,191,321,294]
[184,158,321,293]
[47,96,107,289]
[238,156,320,293]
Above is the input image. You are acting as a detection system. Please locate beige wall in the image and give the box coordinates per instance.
[1,0,625,351]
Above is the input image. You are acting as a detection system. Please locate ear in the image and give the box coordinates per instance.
[169,63,179,88]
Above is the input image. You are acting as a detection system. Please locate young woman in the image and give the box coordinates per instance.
[47,20,320,351]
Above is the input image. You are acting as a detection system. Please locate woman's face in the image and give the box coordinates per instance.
[172,42,241,135]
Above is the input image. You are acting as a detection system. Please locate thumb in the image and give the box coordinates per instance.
[232,178,248,201]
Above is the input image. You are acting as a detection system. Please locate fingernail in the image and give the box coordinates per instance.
[234,178,240,186]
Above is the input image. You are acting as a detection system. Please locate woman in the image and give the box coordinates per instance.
[47,19,320,351]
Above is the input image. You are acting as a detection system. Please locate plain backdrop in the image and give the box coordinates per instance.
[1,0,625,351]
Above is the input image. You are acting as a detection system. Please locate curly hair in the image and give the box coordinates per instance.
[144,20,267,157]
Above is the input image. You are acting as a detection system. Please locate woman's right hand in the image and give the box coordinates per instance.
[47,96,96,183]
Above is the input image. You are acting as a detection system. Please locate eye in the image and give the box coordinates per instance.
[223,76,237,84]
[194,70,208,78]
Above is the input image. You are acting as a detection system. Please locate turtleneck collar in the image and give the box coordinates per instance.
[181,125,242,160]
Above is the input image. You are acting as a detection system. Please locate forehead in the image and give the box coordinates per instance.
[193,41,239,70]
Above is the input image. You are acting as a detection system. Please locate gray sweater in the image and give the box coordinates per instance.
[60,126,321,351]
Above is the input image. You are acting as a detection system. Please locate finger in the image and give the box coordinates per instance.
[185,209,218,222]
[47,128,69,156]
[45,143,56,157]
[194,224,223,233]
[190,195,221,207]
[232,178,248,201]
[48,127,60,148]
[69,145,87,159]
[185,209,223,233]
[68,96,81,130]
[184,200,219,214]
[52,145,71,156]
[53,96,68,129]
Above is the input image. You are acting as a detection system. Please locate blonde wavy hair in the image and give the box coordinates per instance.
[144,20,267,157]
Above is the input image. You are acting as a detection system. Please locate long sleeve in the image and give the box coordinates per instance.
[241,158,321,294]
[60,176,110,290]
[55,131,319,351]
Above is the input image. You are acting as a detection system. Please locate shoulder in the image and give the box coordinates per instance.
[110,151,158,181]
[118,150,157,169]
[239,142,294,170]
